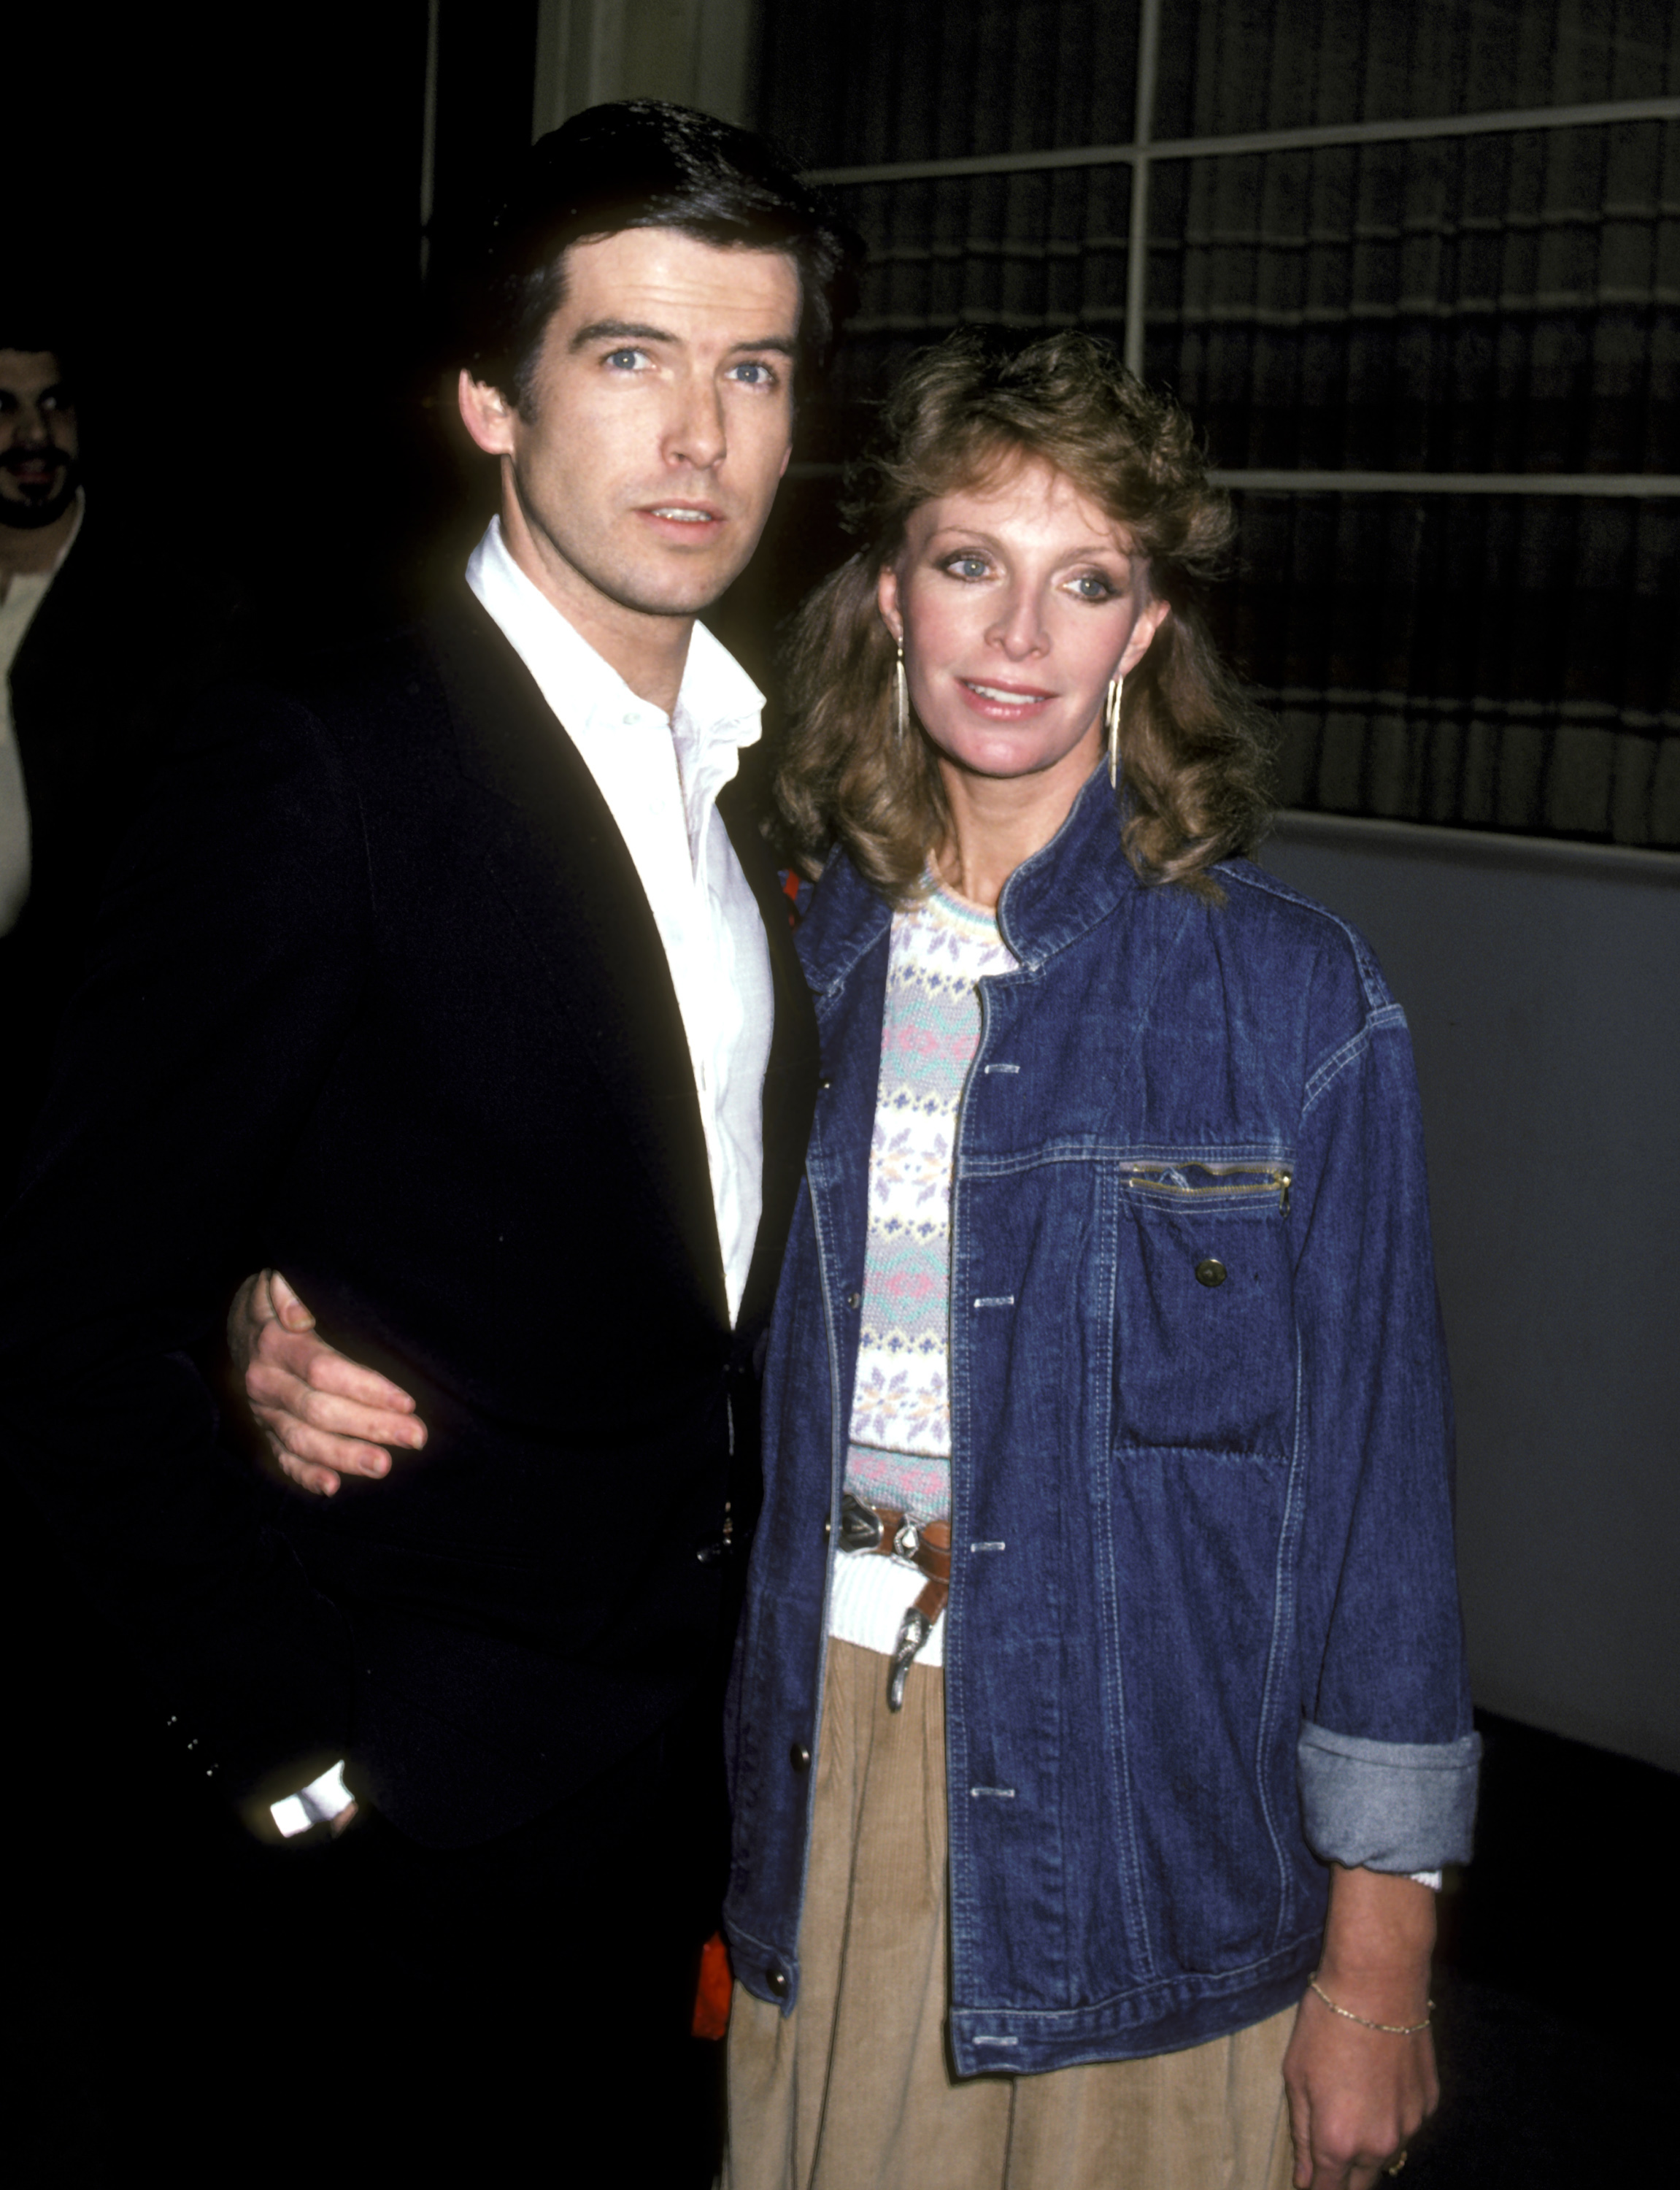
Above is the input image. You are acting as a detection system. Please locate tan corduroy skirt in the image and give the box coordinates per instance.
[726,1639,1298,2190]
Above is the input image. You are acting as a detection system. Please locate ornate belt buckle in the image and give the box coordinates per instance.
[838,1491,885,1553]
[892,1518,922,1564]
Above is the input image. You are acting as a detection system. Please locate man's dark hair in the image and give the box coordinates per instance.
[0,305,76,391]
[466,100,859,408]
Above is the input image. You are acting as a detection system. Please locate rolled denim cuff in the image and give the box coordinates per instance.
[1298,1719,1481,1870]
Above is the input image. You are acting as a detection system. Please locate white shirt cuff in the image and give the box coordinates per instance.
[269,1759,354,1837]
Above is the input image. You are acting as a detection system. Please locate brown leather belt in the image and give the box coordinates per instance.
[836,1493,950,1711]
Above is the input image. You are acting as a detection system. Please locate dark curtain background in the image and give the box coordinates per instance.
[9,1,538,645]
[755,0,1680,849]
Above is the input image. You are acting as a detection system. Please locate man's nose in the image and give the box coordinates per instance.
[15,403,50,446]
[665,374,727,471]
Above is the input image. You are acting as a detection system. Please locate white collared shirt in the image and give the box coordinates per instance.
[0,494,85,936]
[466,517,774,1325]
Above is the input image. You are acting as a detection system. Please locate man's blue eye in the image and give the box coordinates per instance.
[606,349,643,369]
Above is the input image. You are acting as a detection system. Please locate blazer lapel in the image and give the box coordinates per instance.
[425,589,728,1328]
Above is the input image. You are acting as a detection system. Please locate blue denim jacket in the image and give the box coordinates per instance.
[724,769,1479,2074]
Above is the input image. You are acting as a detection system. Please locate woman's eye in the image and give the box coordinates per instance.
[1071,572,1117,601]
[944,554,990,580]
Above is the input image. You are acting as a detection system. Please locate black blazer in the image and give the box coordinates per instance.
[0,586,817,1848]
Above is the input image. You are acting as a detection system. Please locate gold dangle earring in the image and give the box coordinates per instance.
[1105,674,1125,788]
[895,637,910,745]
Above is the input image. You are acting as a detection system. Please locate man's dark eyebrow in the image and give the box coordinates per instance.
[568,320,798,358]
[569,320,674,352]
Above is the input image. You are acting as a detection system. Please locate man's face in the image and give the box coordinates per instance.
[0,350,80,529]
[459,228,801,650]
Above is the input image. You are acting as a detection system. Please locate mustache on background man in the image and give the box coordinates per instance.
[0,376,81,529]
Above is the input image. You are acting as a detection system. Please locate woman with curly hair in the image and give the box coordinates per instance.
[720,330,1476,2190]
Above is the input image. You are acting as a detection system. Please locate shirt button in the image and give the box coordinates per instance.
[817,1077,833,1091]
[847,1291,862,1310]
[822,1515,832,1543]
[767,1964,790,1997]
[789,1742,812,1772]
[1195,1259,1228,1288]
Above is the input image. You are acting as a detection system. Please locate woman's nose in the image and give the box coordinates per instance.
[987,588,1048,657]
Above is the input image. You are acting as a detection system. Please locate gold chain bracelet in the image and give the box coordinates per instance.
[1308,1976,1433,2035]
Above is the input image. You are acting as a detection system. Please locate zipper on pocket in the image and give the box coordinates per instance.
[1119,1161,1292,1214]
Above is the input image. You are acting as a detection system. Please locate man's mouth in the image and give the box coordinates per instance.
[2,458,65,485]
[642,502,723,528]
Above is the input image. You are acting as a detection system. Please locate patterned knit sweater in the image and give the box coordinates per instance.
[828,882,1017,1661]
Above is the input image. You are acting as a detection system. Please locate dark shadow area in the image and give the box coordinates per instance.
[1407,1710,1674,2184]
[9,3,541,667]
[7,1700,1668,2181]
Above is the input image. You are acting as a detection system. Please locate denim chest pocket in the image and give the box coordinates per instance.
[1109,1156,1295,1461]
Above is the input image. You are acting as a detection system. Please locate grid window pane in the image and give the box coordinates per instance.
[756,1,1680,848]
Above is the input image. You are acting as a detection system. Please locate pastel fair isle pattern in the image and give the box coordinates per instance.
[844,884,1017,1521]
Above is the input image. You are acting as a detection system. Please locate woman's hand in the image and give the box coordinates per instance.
[228,1269,425,1496]
[1282,1867,1439,2188]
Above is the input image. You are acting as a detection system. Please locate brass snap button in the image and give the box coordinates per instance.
[1195,1258,1228,1288]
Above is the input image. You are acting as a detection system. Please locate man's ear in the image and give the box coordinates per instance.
[458,369,517,458]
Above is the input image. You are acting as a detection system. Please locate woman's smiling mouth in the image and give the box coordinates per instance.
[959,678,1056,711]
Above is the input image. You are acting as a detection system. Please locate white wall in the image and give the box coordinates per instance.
[1260,813,1680,1771]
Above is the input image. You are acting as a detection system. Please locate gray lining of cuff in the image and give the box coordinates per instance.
[1298,1719,1481,1870]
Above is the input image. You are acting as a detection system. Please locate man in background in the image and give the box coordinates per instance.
[1,335,88,1175]
[0,328,244,1190]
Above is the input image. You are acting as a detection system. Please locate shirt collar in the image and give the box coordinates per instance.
[464,515,763,761]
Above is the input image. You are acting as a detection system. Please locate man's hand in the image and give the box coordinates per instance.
[228,1269,425,1496]
[1282,1867,1439,2189]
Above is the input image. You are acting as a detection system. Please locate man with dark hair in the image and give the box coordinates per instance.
[0,102,853,2181]
[0,337,241,1187]
[0,342,83,1157]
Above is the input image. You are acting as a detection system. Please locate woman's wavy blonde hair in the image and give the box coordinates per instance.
[774,330,1273,902]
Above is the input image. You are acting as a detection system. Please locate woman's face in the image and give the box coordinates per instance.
[877,456,1169,799]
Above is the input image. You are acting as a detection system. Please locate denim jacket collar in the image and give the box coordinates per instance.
[802,764,1182,996]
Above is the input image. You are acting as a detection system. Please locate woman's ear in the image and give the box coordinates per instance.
[876,564,903,645]
[1120,596,1172,676]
